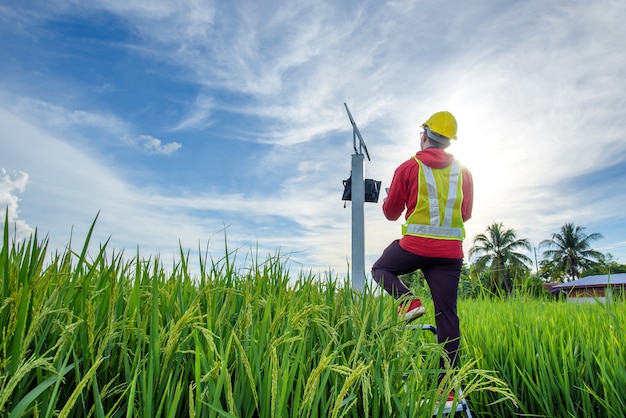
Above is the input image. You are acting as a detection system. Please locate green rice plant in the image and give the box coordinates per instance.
[461,295,626,417]
[1,216,515,417]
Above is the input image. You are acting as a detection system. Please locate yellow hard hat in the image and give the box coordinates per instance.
[421,111,457,140]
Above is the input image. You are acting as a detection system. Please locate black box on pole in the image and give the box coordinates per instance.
[342,176,382,203]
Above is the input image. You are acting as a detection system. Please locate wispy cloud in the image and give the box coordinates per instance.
[172,94,215,131]
[6,95,129,135]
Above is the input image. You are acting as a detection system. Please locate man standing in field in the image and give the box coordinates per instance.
[371,110,473,382]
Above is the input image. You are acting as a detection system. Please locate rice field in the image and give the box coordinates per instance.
[1,219,624,417]
[460,297,626,417]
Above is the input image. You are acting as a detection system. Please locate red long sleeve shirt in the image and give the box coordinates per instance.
[383,148,474,259]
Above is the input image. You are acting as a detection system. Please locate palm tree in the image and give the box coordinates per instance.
[540,223,603,282]
[469,222,532,294]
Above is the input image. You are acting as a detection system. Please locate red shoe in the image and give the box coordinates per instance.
[398,298,425,322]
[445,391,455,409]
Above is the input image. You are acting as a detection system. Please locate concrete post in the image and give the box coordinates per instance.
[351,153,365,291]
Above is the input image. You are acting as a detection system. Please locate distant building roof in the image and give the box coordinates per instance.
[554,273,626,289]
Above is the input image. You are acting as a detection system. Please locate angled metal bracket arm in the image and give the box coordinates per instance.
[344,102,371,161]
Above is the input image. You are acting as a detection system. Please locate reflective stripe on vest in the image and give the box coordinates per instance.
[403,158,465,240]
[404,224,463,238]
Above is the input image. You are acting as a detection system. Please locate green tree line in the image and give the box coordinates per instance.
[467,221,626,295]
[404,221,626,297]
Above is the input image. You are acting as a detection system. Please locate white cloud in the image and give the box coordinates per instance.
[2,0,626,275]
[138,135,182,155]
[0,168,34,240]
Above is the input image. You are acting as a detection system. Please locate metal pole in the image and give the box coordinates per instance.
[351,153,365,291]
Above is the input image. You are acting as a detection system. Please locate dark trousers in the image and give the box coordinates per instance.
[371,240,462,374]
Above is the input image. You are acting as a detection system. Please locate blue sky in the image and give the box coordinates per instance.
[2,0,626,278]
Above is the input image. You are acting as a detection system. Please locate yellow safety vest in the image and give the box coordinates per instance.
[402,157,465,240]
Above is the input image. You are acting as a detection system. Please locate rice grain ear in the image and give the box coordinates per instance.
[57,356,106,418]
[231,331,259,410]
